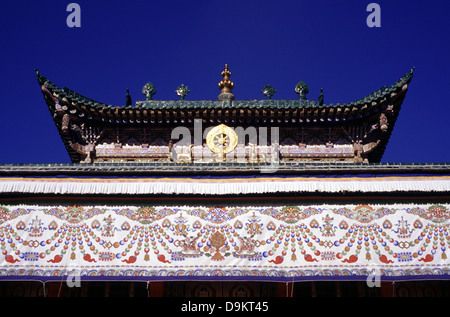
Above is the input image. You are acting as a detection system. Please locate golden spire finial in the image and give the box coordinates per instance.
[218,64,235,100]
[221,64,231,79]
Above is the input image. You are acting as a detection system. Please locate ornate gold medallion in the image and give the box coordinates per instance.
[206,124,238,154]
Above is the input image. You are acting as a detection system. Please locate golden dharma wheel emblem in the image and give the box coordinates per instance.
[206,124,238,154]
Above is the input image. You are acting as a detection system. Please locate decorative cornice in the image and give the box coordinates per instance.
[0,162,448,176]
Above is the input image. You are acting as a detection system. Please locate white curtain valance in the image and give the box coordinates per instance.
[0,175,449,195]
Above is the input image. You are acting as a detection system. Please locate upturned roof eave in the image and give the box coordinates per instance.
[35,68,414,115]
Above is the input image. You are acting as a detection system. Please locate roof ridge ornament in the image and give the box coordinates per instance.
[142,82,156,100]
[175,84,190,100]
[318,88,324,106]
[218,64,235,101]
[262,85,276,100]
[125,89,132,106]
[295,81,309,100]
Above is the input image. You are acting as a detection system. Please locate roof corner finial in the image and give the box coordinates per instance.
[218,64,235,101]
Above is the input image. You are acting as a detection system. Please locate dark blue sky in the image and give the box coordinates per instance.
[0,0,448,164]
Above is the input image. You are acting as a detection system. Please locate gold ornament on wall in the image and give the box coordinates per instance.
[206,124,238,155]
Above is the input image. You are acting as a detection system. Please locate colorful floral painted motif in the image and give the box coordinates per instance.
[0,204,449,281]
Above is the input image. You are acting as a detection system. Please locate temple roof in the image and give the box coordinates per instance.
[35,66,414,164]
[36,67,413,116]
